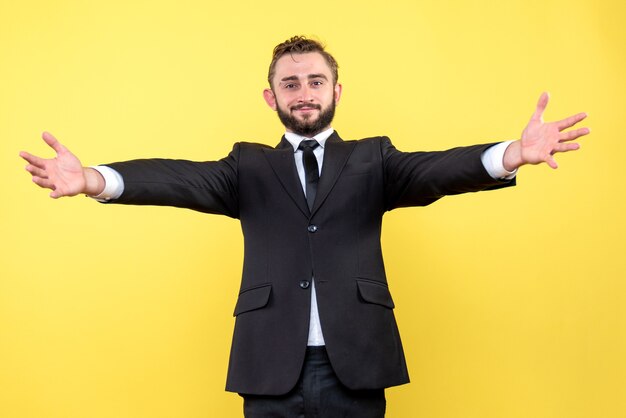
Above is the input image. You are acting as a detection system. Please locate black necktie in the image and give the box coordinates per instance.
[298,139,320,211]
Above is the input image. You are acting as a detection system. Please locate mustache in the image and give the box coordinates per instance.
[291,103,322,111]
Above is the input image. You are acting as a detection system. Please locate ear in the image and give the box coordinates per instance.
[334,83,343,105]
[263,88,277,111]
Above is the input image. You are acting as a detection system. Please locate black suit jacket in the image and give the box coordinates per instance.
[106,132,514,395]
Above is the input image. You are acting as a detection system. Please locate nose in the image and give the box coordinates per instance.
[297,84,314,103]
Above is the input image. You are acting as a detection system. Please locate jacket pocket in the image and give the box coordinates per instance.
[356,279,395,309]
[233,283,272,316]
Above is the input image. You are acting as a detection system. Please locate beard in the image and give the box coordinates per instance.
[276,101,336,137]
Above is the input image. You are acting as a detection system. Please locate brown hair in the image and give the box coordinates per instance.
[267,36,339,87]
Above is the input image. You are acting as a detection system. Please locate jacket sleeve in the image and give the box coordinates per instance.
[381,137,514,211]
[103,143,240,218]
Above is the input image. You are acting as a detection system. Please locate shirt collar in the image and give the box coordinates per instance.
[284,127,334,153]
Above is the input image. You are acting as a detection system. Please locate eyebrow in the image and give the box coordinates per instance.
[280,73,329,83]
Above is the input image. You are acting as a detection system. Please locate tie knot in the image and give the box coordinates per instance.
[298,139,319,151]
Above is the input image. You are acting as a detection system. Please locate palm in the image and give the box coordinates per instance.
[519,92,589,169]
[20,132,86,198]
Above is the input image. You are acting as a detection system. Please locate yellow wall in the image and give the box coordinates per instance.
[1,0,624,417]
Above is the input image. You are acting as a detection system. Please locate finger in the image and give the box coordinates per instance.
[531,92,550,122]
[42,131,66,154]
[556,112,587,130]
[19,151,47,168]
[32,176,55,190]
[25,164,49,179]
[545,155,558,169]
[560,127,590,141]
[552,142,580,154]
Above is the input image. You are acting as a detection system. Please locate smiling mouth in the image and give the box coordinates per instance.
[292,104,321,112]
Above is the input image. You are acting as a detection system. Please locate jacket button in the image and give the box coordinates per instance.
[307,225,318,233]
[300,280,310,289]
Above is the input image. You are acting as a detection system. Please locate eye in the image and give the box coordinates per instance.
[311,80,324,87]
[284,83,298,89]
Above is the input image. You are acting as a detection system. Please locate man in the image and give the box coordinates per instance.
[20,36,589,417]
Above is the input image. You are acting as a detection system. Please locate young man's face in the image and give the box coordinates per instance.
[264,52,342,137]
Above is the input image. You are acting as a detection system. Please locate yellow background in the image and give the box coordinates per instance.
[1,0,624,417]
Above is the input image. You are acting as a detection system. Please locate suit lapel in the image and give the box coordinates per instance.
[311,132,356,216]
[263,136,310,218]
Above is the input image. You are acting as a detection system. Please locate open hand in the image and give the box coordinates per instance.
[20,132,88,198]
[504,93,590,170]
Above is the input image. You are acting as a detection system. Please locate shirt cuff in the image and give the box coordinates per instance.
[89,166,124,201]
[481,140,518,180]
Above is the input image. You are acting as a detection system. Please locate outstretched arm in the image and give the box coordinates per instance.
[503,92,590,171]
[20,132,105,198]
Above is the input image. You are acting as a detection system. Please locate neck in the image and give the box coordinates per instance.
[285,126,332,138]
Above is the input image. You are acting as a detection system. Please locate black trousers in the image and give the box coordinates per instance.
[242,347,386,418]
